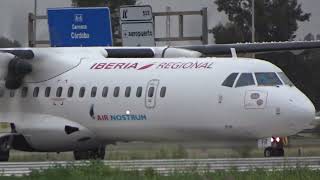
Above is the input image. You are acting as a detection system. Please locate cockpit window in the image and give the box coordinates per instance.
[222,73,238,87]
[255,72,282,86]
[235,73,255,88]
[277,72,293,86]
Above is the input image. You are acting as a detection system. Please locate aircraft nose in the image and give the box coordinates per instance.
[289,93,315,130]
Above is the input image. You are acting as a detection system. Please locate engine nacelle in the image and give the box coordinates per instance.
[0,53,13,81]
[153,47,202,58]
[162,48,202,58]
[12,115,101,152]
[6,57,32,89]
[0,51,34,89]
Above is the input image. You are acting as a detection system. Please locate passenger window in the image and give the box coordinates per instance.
[102,87,108,97]
[21,87,28,97]
[45,87,51,97]
[10,90,15,97]
[277,72,293,86]
[235,73,255,88]
[67,87,74,97]
[91,87,97,97]
[79,87,85,98]
[0,87,4,97]
[148,87,155,97]
[160,87,166,98]
[33,87,39,97]
[255,72,282,86]
[56,87,63,97]
[136,87,142,97]
[222,73,239,87]
[125,87,131,97]
[113,87,120,97]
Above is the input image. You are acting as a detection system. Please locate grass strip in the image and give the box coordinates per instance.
[0,161,319,180]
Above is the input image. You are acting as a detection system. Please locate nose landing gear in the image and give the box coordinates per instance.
[259,137,286,157]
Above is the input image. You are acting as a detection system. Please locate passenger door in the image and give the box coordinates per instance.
[145,79,160,109]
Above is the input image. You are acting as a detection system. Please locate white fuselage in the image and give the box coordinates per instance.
[0,49,315,151]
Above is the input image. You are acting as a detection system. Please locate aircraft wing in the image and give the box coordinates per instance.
[176,41,320,56]
[1,41,320,59]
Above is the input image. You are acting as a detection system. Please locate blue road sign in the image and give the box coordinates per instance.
[47,7,113,47]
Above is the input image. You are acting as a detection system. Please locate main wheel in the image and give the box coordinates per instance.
[93,146,105,159]
[0,136,11,161]
[74,146,105,160]
[0,150,9,161]
[73,150,89,160]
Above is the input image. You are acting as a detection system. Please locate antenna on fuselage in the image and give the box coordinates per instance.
[230,48,237,59]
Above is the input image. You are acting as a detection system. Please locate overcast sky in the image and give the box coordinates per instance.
[0,0,319,46]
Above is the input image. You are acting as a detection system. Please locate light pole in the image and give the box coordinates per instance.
[34,0,37,47]
[252,0,255,43]
[251,0,255,58]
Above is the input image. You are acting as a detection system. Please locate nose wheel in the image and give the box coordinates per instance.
[264,147,284,157]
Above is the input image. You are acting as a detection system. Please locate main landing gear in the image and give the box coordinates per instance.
[0,136,13,162]
[263,137,285,157]
[73,146,106,160]
[0,149,9,162]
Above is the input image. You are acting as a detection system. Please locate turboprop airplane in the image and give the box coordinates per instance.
[0,41,319,161]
